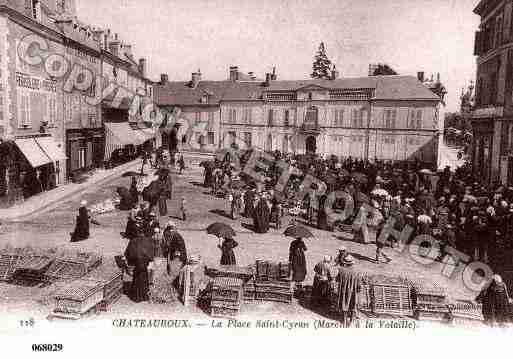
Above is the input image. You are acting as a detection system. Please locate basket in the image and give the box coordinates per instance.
[53,280,104,314]
[206,265,253,282]
[449,299,484,326]
[255,291,292,304]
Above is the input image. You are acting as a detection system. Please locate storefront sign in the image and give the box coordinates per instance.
[471,106,503,118]
[15,72,57,93]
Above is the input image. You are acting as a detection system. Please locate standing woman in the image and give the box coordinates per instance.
[124,225,154,303]
[289,236,307,292]
[219,236,238,265]
[70,200,90,242]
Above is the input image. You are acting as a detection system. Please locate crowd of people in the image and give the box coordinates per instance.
[68,144,513,327]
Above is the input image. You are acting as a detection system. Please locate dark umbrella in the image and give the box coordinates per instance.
[206,222,236,239]
[283,225,314,239]
[122,171,147,178]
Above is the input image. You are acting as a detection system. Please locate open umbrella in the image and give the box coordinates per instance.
[283,225,314,239]
[122,171,147,178]
[419,169,433,175]
[206,222,236,239]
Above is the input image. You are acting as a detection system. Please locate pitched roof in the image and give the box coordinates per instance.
[154,75,440,106]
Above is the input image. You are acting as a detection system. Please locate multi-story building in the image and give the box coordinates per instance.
[472,0,513,185]
[155,66,442,163]
[0,0,154,205]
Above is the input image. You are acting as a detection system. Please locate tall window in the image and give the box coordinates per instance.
[408,109,422,129]
[208,111,214,124]
[495,15,503,47]
[195,111,201,122]
[333,109,344,126]
[19,93,30,128]
[351,109,364,128]
[284,110,290,127]
[384,109,397,129]
[229,108,237,123]
[268,109,275,126]
[305,106,318,127]
[207,132,215,145]
[243,108,252,124]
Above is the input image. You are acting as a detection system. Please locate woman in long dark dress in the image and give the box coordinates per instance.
[311,255,333,308]
[124,209,140,240]
[253,196,271,234]
[70,200,90,242]
[124,228,154,303]
[117,186,135,210]
[317,194,329,230]
[289,237,307,290]
[219,237,238,265]
[129,176,139,204]
[476,274,512,327]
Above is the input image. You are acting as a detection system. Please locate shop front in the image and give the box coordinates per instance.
[0,135,67,206]
[471,118,494,185]
[104,122,155,168]
[66,128,105,181]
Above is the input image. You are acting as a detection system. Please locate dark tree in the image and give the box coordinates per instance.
[372,64,398,76]
[311,42,333,80]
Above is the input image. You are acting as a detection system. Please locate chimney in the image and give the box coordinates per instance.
[138,58,147,78]
[191,69,202,88]
[271,66,277,81]
[123,43,132,57]
[331,65,339,80]
[417,72,425,83]
[264,73,271,87]
[109,38,120,56]
[229,66,239,81]
[160,74,169,85]
[436,73,441,83]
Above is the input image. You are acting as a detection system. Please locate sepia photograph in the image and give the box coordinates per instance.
[0,0,511,356]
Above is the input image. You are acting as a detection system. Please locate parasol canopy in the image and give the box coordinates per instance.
[283,225,314,239]
[371,188,389,197]
[419,169,434,175]
[206,222,236,239]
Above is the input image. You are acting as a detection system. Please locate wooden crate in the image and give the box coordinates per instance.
[372,283,413,316]
[0,254,22,282]
[255,291,292,304]
[53,280,104,314]
[178,263,203,306]
[206,266,253,282]
[83,265,123,299]
[210,305,239,319]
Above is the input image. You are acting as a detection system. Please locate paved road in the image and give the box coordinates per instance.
[0,154,478,323]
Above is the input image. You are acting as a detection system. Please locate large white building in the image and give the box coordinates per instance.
[155,67,442,164]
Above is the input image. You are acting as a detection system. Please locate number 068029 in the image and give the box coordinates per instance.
[32,344,63,352]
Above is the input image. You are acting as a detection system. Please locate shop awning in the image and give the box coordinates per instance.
[105,122,146,146]
[15,138,52,168]
[35,136,67,162]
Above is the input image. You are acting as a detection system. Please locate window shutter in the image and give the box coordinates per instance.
[474,31,482,56]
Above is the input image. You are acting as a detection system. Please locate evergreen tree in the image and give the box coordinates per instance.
[372,64,398,76]
[311,42,333,79]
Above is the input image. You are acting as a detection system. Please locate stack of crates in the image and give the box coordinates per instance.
[411,281,449,322]
[210,277,243,318]
[254,260,292,304]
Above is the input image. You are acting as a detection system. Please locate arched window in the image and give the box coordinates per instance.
[266,134,273,152]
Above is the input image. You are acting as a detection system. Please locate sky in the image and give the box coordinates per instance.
[76,0,481,112]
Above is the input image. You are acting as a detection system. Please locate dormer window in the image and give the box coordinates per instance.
[308,92,313,100]
[32,0,41,20]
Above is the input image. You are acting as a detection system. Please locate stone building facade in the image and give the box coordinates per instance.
[472,0,513,185]
[155,67,441,164]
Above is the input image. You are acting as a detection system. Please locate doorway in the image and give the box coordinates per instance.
[306,136,316,154]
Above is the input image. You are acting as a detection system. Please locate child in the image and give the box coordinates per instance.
[180,197,187,221]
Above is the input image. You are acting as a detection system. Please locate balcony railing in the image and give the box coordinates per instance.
[265,93,297,101]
